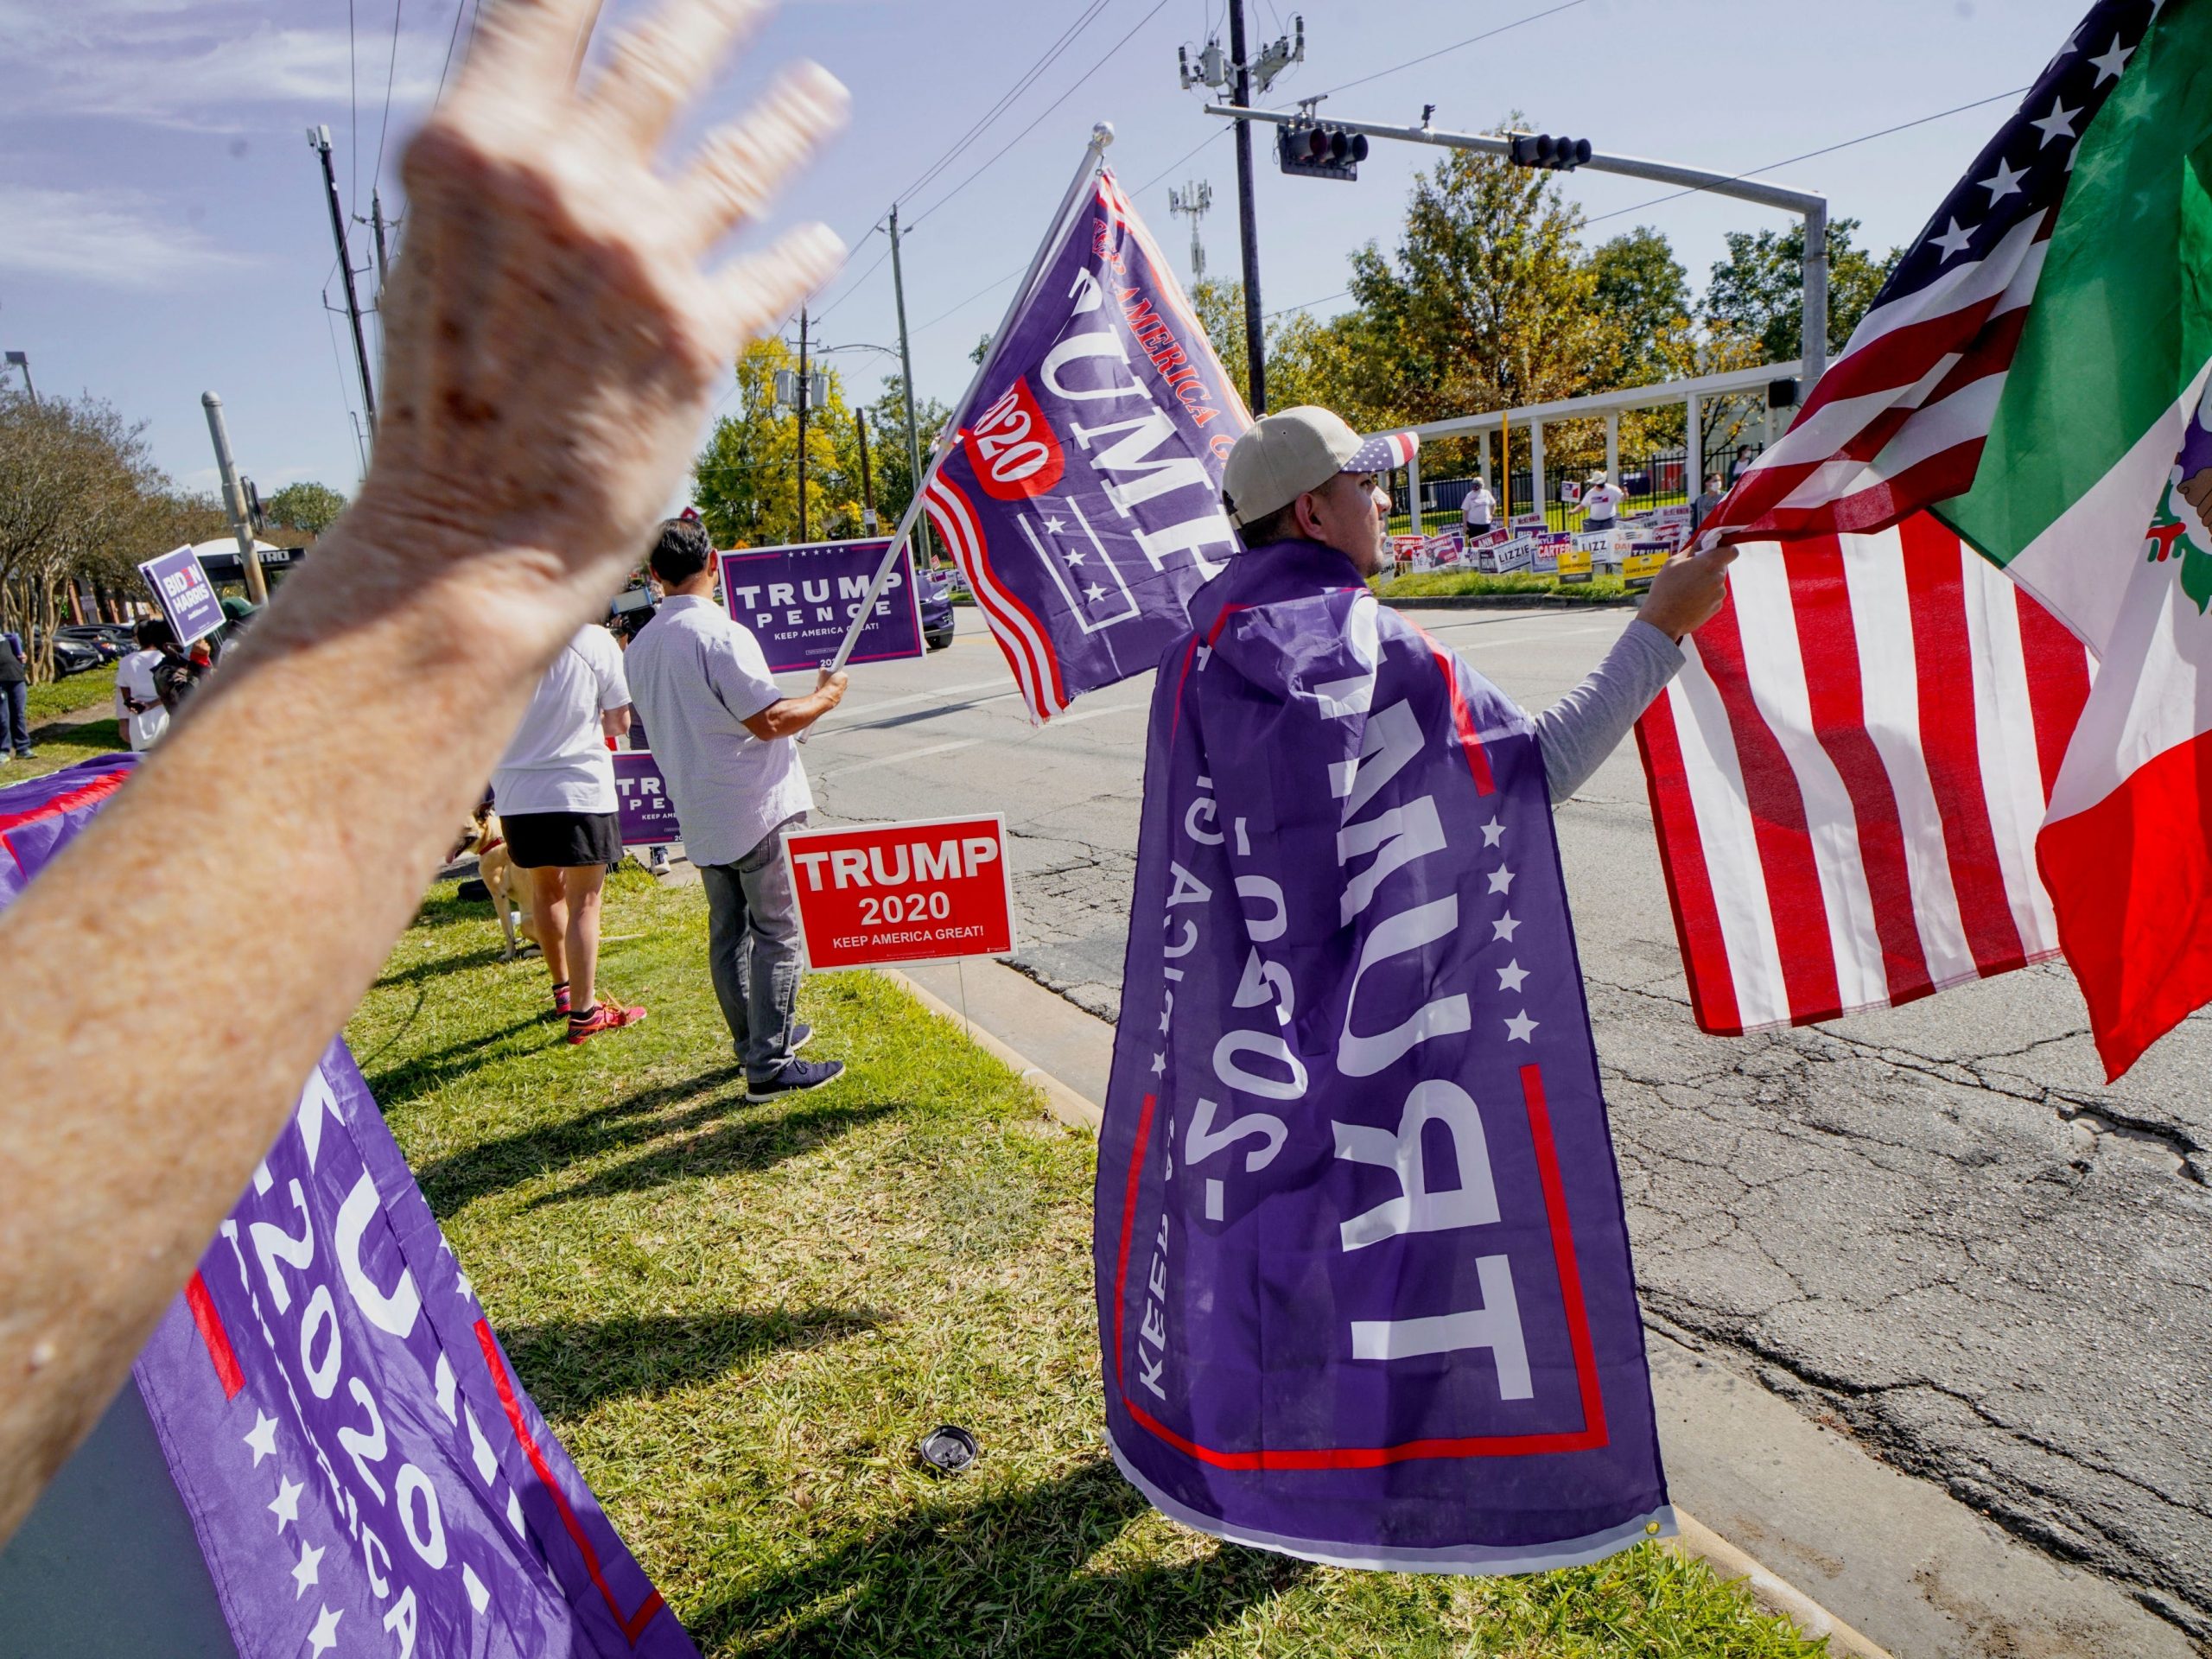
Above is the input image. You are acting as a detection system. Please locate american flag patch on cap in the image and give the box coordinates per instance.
[1344,430,1418,473]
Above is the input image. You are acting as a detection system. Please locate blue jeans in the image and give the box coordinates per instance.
[0,681,28,755]
[700,815,806,1083]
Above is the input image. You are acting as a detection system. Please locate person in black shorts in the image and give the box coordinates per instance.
[491,621,647,1044]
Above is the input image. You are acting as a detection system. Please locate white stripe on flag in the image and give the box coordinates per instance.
[1727,556,1891,1013]
[1662,660,1794,1029]
[1864,374,2008,481]
[1962,564,2062,954]
[1831,211,2050,359]
[1840,529,1980,986]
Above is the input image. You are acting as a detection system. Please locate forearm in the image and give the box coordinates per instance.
[1533,618,1682,803]
[0,516,574,1539]
[749,686,841,739]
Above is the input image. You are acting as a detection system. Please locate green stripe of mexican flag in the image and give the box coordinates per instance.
[1938,0,2212,1077]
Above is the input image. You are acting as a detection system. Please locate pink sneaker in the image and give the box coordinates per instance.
[567,1001,645,1046]
[551,981,572,1016]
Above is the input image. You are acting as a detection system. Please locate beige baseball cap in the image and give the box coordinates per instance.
[1220,406,1419,528]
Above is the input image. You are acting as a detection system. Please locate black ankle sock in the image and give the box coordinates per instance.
[569,1004,598,1024]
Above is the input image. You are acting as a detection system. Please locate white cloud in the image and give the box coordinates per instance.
[0,183,252,288]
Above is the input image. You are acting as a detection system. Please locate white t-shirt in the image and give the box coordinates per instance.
[1582,483,1627,523]
[492,625,630,816]
[114,648,168,751]
[1462,485,1496,528]
[621,594,812,868]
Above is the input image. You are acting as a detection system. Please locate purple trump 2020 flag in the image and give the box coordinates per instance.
[0,754,697,1657]
[1095,543,1671,1571]
[924,167,1251,722]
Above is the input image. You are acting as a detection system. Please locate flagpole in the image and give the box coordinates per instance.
[819,122,1116,680]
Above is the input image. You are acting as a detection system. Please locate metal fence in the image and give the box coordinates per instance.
[1387,444,1763,536]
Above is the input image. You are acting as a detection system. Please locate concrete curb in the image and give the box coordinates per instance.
[879,967,1102,1134]
[874,963,1888,1656]
[1378,592,1641,611]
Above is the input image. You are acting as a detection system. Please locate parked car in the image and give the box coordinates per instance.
[56,625,124,663]
[40,635,105,677]
[917,569,956,651]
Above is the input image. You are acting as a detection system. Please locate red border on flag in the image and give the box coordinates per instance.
[1113,1062,1609,1467]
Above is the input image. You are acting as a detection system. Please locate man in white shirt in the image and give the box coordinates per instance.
[1582,471,1627,530]
[491,620,645,1044]
[1461,477,1497,533]
[114,620,173,752]
[624,519,849,1101]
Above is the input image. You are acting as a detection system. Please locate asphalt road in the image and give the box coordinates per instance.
[801,604,2212,1643]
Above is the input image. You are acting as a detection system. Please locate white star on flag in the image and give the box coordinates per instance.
[1159,1007,1171,1033]
[1492,912,1520,943]
[1043,517,1066,534]
[1977,157,2027,201]
[308,1604,343,1657]
[291,1539,325,1599]
[1497,960,1529,993]
[1064,550,1085,567]
[2032,98,2079,147]
[1479,818,1504,848]
[455,1270,474,1300]
[1486,865,1515,895]
[1504,1010,1538,1043]
[269,1474,303,1533]
[2088,35,2133,83]
[1084,582,1107,602]
[1151,1052,1165,1075]
[1929,217,1976,260]
[244,1411,279,1466]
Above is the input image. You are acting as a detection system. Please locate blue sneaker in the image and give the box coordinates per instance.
[787,1022,814,1054]
[747,1057,844,1103]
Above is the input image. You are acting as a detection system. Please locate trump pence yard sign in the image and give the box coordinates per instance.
[783,815,1016,969]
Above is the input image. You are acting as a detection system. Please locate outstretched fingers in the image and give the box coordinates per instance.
[678,62,849,246]
[458,0,605,96]
[587,0,771,149]
[716,224,846,344]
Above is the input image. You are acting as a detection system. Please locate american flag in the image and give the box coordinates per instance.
[1637,519,2094,1033]
[1694,0,2157,547]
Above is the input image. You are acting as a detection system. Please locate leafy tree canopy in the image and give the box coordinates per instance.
[1704,216,1902,364]
[262,480,347,537]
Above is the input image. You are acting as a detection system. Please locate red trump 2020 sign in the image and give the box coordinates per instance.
[783,815,1016,969]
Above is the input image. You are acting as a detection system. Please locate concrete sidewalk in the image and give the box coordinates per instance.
[899,954,2197,1659]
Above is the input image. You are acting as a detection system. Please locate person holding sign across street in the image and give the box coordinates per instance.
[1461,475,1497,534]
[625,517,849,1100]
[1581,470,1626,531]
[1095,408,1737,1570]
[493,620,646,1043]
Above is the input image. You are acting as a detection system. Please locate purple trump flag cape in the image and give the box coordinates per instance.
[0,756,697,1657]
[1095,542,1671,1572]
[923,165,1251,721]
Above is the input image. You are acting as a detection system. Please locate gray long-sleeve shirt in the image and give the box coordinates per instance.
[1529,617,1683,803]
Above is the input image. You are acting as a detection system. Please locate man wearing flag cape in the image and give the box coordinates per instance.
[1094,404,1736,1572]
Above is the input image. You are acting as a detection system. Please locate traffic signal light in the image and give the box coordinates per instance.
[1278,123,1369,182]
[1508,133,1592,171]
[241,476,264,533]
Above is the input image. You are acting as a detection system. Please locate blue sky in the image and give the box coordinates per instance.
[0,0,2094,503]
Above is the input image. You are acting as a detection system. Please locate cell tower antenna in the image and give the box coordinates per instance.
[1167,180,1214,284]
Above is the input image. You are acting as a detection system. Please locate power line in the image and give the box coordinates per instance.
[373,0,405,185]
[433,0,470,105]
[1267,288,1345,320]
[910,0,1176,229]
[1581,85,2031,227]
[1134,122,1230,194]
[1318,0,1589,99]
[894,0,1117,209]
[348,0,361,204]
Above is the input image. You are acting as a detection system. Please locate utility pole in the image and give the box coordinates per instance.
[855,410,878,533]
[796,306,810,543]
[887,205,933,564]
[1167,181,1212,285]
[1226,0,1265,412]
[201,392,270,606]
[1208,102,1833,389]
[308,125,378,436]
[370,188,394,300]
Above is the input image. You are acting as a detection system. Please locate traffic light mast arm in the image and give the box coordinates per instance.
[1202,103,1831,384]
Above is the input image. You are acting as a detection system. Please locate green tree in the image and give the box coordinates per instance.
[692,339,868,548]
[1589,226,1689,381]
[1191,278,1397,430]
[1703,217,1902,364]
[861,375,950,542]
[261,480,347,537]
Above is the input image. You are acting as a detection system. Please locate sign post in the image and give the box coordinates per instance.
[783,815,1016,970]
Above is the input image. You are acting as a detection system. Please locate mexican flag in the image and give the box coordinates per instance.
[1936,0,2212,1077]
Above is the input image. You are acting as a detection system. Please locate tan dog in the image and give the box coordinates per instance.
[455,805,540,959]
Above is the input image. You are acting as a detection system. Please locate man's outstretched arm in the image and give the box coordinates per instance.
[0,0,845,1544]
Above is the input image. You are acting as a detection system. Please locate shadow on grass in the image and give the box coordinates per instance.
[694,1458,1308,1656]
[503,1306,883,1416]
[527,1096,899,1210]
[363,1013,555,1109]
[414,1064,750,1217]
[375,943,526,988]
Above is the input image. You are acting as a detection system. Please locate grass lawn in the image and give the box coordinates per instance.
[350,871,1827,1657]
[2,712,126,785]
[26,664,118,723]
[1376,570,1634,603]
